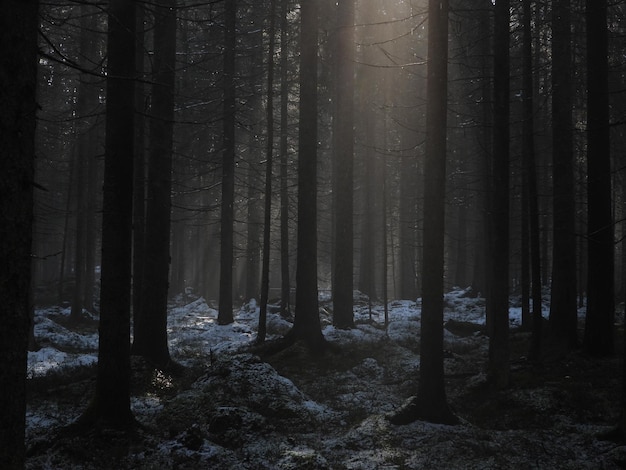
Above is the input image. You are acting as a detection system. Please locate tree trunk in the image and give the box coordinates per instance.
[132,1,147,345]
[549,0,578,351]
[522,0,543,361]
[0,1,38,466]
[80,0,136,428]
[583,0,614,356]
[279,0,292,318]
[290,0,325,351]
[488,0,511,388]
[390,0,456,425]
[332,0,356,329]
[219,0,237,325]
[258,0,277,343]
[132,0,176,367]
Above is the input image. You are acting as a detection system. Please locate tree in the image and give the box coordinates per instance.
[288,0,325,350]
[131,0,177,367]
[487,0,511,388]
[258,0,278,342]
[0,1,38,466]
[279,0,292,318]
[79,0,136,428]
[219,0,237,325]
[583,0,614,356]
[521,0,543,361]
[390,0,457,425]
[549,0,578,351]
[332,0,356,329]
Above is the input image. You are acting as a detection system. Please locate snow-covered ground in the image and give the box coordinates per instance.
[26,288,625,469]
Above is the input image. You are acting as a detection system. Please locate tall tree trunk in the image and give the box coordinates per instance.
[258,0,277,342]
[71,4,100,322]
[390,0,456,425]
[132,0,176,367]
[488,0,511,388]
[279,0,291,318]
[549,0,578,351]
[80,0,136,428]
[584,0,614,356]
[332,0,355,329]
[132,2,147,344]
[522,0,543,361]
[0,1,38,466]
[219,0,237,325]
[289,0,325,350]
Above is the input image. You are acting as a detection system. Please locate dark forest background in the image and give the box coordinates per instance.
[1,0,626,468]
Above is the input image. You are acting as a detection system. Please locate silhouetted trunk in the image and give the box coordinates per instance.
[219,0,236,325]
[289,0,325,350]
[0,2,38,466]
[549,0,578,351]
[132,2,147,343]
[80,0,136,428]
[584,0,614,356]
[258,0,277,343]
[132,0,176,367]
[391,0,456,425]
[279,0,291,318]
[522,0,543,361]
[332,0,355,329]
[488,0,510,388]
[71,5,99,322]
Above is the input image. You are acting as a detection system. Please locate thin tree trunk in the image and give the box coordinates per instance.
[219,0,237,325]
[522,0,543,361]
[279,0,291,318]
[258,0,277,343]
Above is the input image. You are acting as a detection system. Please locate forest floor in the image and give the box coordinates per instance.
[25,289,626,469]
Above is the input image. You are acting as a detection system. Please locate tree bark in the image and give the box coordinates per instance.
[391,0,457,425]
[583,0,614,356]
[0,1,38,466]
[488,0,511,388]
[80,0,136,428]
[332,0,356,329]
[132,0,176,367]
[219,0,237,325]
[549,0,578,351]
[290,0,325,351]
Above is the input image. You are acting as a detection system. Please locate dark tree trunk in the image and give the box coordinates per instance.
[219,0,237,325]
[549,0,578,351]
[80,0,136,428]
[358,115,376,301]
[258,0,277,343]
[583,0,614,356]
[522,0,543,361]
[399,153,418,300]
[0,1,38,466]
[132,1,147,345]
[132,0,176,367]
[290,0,325,351]
[391,0,456,425]
[279,0,292,318]
[332,0,355,329]
[488,0,511,388]
[71,4,100,322]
